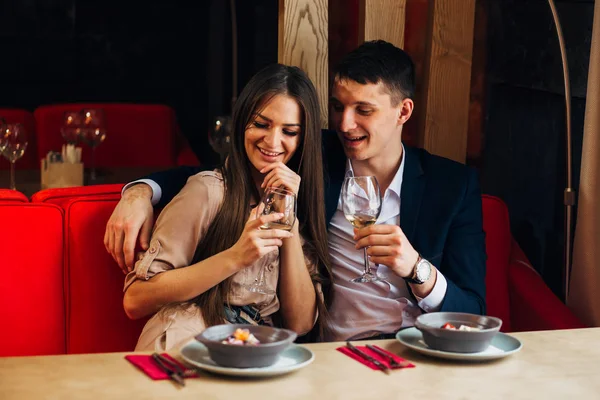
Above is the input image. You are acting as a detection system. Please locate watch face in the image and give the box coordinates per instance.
[416,260,432,282]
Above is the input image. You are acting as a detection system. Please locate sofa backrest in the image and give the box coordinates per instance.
[63,196,148,353]
[34,103,178,168]
[0,189,29,203]
[481,195,512,332]
[0,203,66,356]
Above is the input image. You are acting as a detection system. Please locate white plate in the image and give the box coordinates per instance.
[396,327,523,361]
[180,341,315,377]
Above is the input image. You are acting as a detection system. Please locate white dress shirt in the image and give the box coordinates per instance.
[327,146,448,341]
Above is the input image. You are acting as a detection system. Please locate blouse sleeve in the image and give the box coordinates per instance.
[123,171,225,292]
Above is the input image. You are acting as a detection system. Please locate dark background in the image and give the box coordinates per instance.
[0,0,278,167]
[481,0,593,296]
[0,0,595,298]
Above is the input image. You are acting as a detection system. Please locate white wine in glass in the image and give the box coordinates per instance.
[342,176,382,283]
[245,187,297,295]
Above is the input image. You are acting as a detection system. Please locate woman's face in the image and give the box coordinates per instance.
[244,94,302,172]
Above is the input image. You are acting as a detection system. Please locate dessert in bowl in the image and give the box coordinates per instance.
[194,324,297,368]
[414,312,502,353]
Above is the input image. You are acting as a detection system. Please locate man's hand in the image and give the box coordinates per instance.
[104,184,154,274]
[353,224,419,278]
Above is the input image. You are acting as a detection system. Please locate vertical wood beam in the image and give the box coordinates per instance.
[278,0,329,128]
[418,0,477,163]
[358,0,406,48]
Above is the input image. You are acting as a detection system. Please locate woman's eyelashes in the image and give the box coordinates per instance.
[253,121,300,136]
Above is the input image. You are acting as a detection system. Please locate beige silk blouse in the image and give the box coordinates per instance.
[124,171,315,351]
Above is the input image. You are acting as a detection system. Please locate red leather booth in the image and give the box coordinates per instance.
[0,191,585,356]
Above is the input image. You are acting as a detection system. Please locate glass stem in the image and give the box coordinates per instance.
[363,247,371,275]
[256,266,267,285]
[9,160,16,190]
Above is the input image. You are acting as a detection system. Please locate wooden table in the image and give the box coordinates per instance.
[0,167,166,197]
[1,328,598,399]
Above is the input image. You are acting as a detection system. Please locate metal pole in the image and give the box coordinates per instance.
[547,0,575,301]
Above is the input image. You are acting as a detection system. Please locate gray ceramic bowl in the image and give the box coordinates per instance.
[414,312,502,353]
[194,324,297,368]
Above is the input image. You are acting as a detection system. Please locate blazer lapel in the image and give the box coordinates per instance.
[400,147,425,243]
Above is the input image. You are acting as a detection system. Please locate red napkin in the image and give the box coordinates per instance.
[125,353,199,380]
[337,345,415,371]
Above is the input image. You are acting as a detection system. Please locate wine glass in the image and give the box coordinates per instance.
[1,123,28,190]
[0,117,6,154]
[245,187,297,295]
[342,176,382,283]
[208,115,232,159]
[80,108,106,181]
[61,110,84,145]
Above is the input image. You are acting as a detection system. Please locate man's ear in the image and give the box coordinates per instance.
[397,98,414,126]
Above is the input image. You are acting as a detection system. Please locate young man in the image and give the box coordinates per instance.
[105,40,486,341]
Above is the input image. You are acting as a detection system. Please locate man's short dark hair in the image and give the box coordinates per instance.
[333,40,416,105]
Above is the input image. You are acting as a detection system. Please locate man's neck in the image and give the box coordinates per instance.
[351,146,404,194]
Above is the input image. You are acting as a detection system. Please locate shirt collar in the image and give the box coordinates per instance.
[345,143,405,198]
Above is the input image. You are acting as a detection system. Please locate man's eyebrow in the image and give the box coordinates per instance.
[256,113,301,127]
[328,98,377,107]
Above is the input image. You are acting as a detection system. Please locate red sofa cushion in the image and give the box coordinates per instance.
[481,195,512,332]
[0,108,38,170]
[0,203,65,356]
[0,189,29,203]
[31,184,124,207]
[63,196,147,354]
[34,103,178,168]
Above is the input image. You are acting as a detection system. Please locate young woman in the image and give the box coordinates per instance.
[122,64,332,351]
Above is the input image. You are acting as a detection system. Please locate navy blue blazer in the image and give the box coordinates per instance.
[147,131,487,315]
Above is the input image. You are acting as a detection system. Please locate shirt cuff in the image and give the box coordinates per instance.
[415,271,448,313]
[122,179,162,206]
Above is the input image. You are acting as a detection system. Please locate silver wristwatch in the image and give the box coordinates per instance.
[403,255,432,284]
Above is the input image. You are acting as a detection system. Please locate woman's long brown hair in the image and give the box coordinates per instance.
[189,64,333,340]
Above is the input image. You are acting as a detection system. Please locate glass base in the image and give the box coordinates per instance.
[244,284,276,295]
[350,273,383,283]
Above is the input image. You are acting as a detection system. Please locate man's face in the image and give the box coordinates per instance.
[330,78,409,164]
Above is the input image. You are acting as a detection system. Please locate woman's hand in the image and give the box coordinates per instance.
[228,208,294,268]
[260,162,301,195]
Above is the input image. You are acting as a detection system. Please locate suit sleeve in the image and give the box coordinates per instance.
[143,166,206,208]
[439,168,487,315]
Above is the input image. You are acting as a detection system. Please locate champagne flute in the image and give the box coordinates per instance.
[342,176,382,283]
[1,124,28,190]
[245,187,297,295]
[81,108,106,181]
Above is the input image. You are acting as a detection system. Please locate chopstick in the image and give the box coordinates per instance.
[152,353,185,387]
[365,345,410,368]
[345,342,391,374]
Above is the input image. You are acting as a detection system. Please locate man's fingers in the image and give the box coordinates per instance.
[365,245,395,256]
[353,224,403,240]
[113,227,126,272]
[355,234,399,249]
[103,224,111,253]
[139,217,152,251]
